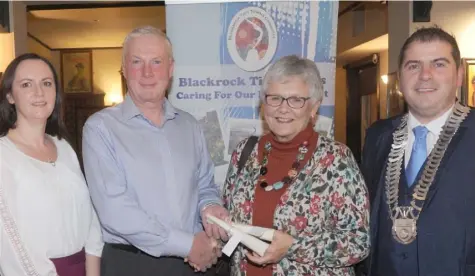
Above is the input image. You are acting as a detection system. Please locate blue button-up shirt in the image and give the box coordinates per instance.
[82,95,222,258]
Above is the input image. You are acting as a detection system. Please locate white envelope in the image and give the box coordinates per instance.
[206,215,271,257]
[232,223,275,242]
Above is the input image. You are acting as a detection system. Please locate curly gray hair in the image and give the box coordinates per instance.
[261,55,324,102]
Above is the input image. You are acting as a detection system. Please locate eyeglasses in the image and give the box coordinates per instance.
[264,94,311,109]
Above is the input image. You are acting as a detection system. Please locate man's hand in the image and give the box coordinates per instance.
[186,231,219,272]
[246,230,294,266]
[185,238,222,272]
[201,204,230,241]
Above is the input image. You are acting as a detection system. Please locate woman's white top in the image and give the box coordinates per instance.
[0,135,103,276]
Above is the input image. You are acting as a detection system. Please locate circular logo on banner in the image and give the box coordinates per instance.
[227,7,278,72]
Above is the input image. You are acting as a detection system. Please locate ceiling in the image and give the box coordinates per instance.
[336,34,388,67]
[28,5,165,49]
[338,1,359,13]
[24,1,159,6]
[26,0,386,54]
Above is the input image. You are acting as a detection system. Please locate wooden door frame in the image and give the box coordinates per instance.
[344,54,380,164]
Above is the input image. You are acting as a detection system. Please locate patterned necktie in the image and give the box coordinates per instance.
[406,126,429,187]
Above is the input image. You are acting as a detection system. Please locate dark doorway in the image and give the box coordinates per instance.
[345,55,380,164]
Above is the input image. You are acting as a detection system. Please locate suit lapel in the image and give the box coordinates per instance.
[369,116,401,219]
[423,123,468,208]
[367,117,400,273]
[371,134,394,205]
[367,118,401,204]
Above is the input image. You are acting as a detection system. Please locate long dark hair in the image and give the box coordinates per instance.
[0,53,69,139]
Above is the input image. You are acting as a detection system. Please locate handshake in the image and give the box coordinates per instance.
[185,231,223,272]
[184,204,230,272]
[185,204,276,272]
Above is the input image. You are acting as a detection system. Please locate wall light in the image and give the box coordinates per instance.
[108,93,123,106]
[381,74,388,84]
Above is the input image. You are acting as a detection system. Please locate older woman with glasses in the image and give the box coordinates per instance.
[222,55,370,276]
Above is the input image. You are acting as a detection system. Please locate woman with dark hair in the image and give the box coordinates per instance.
[0,53,102,276]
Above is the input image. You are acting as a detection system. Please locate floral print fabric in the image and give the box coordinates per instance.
[222,135,370,276]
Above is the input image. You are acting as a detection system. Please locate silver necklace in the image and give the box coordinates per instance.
[48,159,56,167]
[385,102,470,244]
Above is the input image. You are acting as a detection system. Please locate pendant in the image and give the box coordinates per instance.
[273,181,284,190]
[391,207,417,244]
[392,218,417,244]
[264,186,274,192]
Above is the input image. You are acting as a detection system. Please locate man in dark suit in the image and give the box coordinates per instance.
[357,26,475,276]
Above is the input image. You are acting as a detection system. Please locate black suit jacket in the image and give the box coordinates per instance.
[357,107,475,276]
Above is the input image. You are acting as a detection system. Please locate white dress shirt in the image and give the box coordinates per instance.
[405,106,454,168]
[0,136,103,276]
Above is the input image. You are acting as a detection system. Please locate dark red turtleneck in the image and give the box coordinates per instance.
[247,123,318,276]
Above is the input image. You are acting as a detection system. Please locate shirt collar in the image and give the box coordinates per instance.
[121,94,178,121]
[121,94,141,119]
[407,104,454,136]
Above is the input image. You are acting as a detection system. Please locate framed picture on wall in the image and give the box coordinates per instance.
[386,72,407,117]
[61,50,93,94]
[461,58,475,107]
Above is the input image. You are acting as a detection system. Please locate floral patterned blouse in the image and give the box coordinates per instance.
[222,134,370,276]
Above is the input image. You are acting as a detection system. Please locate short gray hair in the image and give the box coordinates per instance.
[261,55,324,102]
[121,26,173,72]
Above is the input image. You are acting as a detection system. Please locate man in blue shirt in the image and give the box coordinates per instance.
[82,26,229,275]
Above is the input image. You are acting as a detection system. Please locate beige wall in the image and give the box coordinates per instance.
[28,6,165,49]
[337,2,388,55]
[389,1,475,73]
[411,1,475,58]
[334,67,347,143]
[0,33,15,72]
[11,1,27,57]
[27,37,61,78]
[27,37,123,106]
[0,1,27,72]
[388,1,410,73]
[28,36,53,61]
[90,48,123,105]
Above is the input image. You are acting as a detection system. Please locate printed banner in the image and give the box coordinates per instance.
[166,1,338,187]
